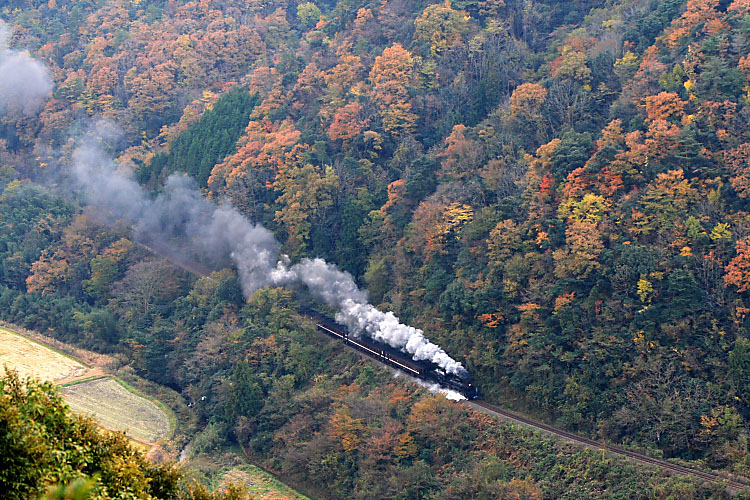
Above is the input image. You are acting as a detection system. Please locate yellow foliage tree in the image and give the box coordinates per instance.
[370,44,418,136]
[414,3,470,57]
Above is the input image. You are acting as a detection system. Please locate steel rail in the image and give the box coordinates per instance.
[125,242,749,493]
[313,321,422,375]
[468,400,748,493]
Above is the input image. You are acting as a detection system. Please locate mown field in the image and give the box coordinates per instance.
[217,465,309,500]
[0,326,87,382]
[62,377,171,443]
[0,325,171,444]
[0,329,308,499]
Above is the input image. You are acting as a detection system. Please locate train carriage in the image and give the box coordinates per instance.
[302,308,478,400]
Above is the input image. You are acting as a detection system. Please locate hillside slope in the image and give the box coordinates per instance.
[2,0,750,497]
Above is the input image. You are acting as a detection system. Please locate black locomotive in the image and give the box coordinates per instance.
[302,308,478,400]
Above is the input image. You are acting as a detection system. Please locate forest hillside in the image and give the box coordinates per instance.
[2,0,750,498]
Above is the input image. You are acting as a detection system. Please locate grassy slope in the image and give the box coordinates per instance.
[61,377,171,443]
[0,326,88,382]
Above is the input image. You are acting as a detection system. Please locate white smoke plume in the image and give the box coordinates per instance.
[285,259,467,377]
[72,129,283,295]
[390,370,466,400]
[0,18,469,380]
[70,125,467,377]
[413,377,466,401]
[423,382,466,401]
[0,21,53,114]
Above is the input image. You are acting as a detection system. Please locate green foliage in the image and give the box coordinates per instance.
[297,2,322,28]
[224,361,264,425]
[623,0,685,51]
[696,56,745,102]
[41,478,96,500]
[364,256,389,305]
[334,194,372,278]
[83,256,119,301]
[215,275,245,307]
[8,0,750,497]
[0,369,250,499]
[0,183,72,289]
[190,422,226,457]
[730,338,750,421]
[143,88,258,188]
[0,369,176,499]
[547,131,594,180]
[405,157,438,202]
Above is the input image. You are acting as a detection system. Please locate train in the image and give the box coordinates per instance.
[301,308,478,400]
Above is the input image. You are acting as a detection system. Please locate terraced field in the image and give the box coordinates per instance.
[62,377,171,443]
[219,465,309,500]
[0,325,172,444]
[0,326,88,382]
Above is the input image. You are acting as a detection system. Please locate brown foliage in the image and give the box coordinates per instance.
[438,124,480,182]
[509,83,547,115]
[726,237,750,292]
[553,220,604,279]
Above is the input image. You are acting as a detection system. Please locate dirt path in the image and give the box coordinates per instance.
[57,366,108,385]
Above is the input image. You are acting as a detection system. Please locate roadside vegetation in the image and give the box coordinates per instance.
[0,370,247,500]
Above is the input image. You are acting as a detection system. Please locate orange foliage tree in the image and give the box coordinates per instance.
[553,220,604,279]
[726,237,750,293]
[369,44,418,136]
[438,124,480,182]
[725,143,750,199]
[509,82,547,115]
[328,102,368,142]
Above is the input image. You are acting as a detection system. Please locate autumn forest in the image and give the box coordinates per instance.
[3,0,750,498]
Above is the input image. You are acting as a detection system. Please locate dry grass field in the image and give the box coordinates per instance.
[0,326,88,382]
[62,377,171,443]
[219,465,309,500]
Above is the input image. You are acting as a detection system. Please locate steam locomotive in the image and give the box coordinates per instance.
[302,308,478,400]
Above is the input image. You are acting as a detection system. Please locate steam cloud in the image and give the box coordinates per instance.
[0,21,53,114]
[70,126,467,377]
[408,374,466,401]
[4,21,467,379]
[284,259,467,377]
[72,132,283,295]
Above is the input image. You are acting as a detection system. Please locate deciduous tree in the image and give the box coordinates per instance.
[369,44,418,136]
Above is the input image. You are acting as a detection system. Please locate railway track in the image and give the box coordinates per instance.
[467,400,749,494]
[133,241,750,494]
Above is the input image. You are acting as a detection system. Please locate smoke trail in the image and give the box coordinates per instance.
[70,125,467,377]
[2,25,468,378]
[406,374,466,401]
[417,379,466,401]
[0,21,53,114]
[287,259,467,376]
[72,129,283,295]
